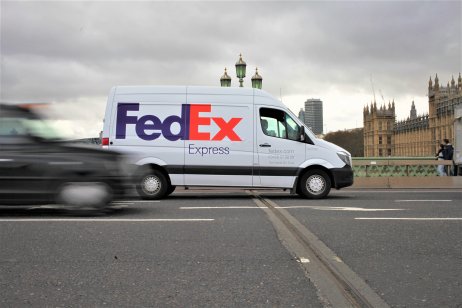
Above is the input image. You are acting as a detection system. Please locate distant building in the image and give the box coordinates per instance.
[363,101,395,157]
[303,99,323,135]
[298,108,305,123]
[363,73,462,157]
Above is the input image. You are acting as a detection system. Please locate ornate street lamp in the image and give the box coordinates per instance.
[235,53,247,87]
[251,67,263,89]
[220,68,231,87]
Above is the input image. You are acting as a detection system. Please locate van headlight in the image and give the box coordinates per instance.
[337,151,352,166]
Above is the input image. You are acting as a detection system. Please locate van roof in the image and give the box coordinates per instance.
[112,85,275,99]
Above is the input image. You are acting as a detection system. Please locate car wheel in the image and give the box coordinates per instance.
[136,170,168,200]
[298,169,331,199]
[166,185,176,196]
[57,181,113,209]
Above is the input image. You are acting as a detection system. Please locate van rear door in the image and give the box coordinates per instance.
[108,87,187,185]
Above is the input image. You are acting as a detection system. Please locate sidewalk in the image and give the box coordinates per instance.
[351,176,462,189]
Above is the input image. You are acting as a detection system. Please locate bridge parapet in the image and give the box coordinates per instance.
[352,157,453,177]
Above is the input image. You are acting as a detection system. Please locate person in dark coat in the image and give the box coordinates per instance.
[443,138,454,175]
[436,144,447,176]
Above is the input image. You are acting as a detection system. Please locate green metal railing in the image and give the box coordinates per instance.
[352,157,452,177]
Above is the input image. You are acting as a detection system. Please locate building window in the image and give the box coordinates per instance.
[387,149,392,156]
[387,135,391,144]
[379,149,383,157]
[379,136,382,145]
[378,121,382,131]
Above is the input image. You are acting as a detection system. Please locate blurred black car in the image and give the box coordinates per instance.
[0,104,125,208]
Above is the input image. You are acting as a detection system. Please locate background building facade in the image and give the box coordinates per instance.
[303,99,323,135]
[363,73,462,157]
[363,102,395,157]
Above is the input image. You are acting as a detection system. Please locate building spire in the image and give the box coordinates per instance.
[434,73,439,91]
[458,73,462,91]
[410,100,417,120]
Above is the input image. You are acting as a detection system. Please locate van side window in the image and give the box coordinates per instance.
[260,108,301,141]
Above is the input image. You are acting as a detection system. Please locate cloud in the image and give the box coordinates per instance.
[1,1,460,136]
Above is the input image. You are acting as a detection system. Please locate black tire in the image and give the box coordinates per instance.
[166,185,176,196]
[298,169,331,199]
[136,170,168,200]
[56,181,113,209]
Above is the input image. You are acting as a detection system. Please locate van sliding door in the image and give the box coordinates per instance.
[184,93,253,187]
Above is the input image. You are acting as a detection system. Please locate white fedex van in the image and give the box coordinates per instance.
[101,86,353,199]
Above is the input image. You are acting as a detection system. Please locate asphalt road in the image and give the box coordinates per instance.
[0,188,461,307]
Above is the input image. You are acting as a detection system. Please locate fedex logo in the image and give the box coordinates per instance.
[116,103,242,141]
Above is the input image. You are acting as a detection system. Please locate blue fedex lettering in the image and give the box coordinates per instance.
[116,103,189,141]
[116,103,242,141]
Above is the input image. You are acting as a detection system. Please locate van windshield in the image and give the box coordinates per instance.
[286,108,317,140]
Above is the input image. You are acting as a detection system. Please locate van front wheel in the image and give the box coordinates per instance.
[298,170,331,199]
[137,170,168,200]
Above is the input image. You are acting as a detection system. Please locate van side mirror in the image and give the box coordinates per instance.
[300,126,305,142]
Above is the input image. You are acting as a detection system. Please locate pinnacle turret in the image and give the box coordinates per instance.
[434,74,440,91]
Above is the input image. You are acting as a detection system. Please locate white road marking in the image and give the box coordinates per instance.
[355,218,462,221]
[299,258,310,263]
[337,190,460,193]
[112,200,160,203]
[181,206,259,209]
[0,218,214,222]
[276,206,404,211]
[180,206,403,211]
[395,200,452,202]
[333,256,343,263]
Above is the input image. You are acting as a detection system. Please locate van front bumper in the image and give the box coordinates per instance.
[331,165,354,189]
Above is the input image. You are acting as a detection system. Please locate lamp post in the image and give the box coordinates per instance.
[251,67,262,89]
[235,54,247,87]
[220,68,231,87]
[220,54,263,88]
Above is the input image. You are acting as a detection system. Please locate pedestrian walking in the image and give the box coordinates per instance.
[436,144,447,176]
[443,138,454,176]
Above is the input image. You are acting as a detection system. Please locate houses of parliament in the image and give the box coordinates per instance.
[363,73,462,157]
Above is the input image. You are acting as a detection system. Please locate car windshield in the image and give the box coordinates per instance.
[0,117,65,140]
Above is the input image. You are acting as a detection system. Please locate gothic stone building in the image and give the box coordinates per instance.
[363,73,462,157]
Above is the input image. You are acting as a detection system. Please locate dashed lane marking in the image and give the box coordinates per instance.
[180,206,261,209]
[180,205,403,211]
[395,200,452,202]
[112,200,161,203]
[0,218,214,222]
[355,218,462,221]
[278,206,404,211]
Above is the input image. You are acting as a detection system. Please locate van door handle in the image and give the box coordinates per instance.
[259,143,271,147]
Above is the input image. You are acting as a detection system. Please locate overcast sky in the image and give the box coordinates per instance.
[1,0,461,138]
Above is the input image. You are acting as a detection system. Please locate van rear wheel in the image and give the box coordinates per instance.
[298,169,331,199]
[166,185,176,196]
[137,170,168,200]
